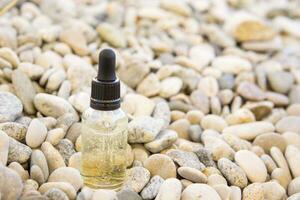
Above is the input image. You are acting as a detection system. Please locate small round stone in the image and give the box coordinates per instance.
[39,182,76,200]
[41,142,66,173]
[253,132,287,153]
[144,154,176,179]
[207,174,227,186]
[201,114,227,132]
[169,119,190,140]
[140,175,164,200]
[167,149,205,170]
[44,188,69,200]
[177,167,207,183]
[26,119,47,148]
[186,110,204,124]
[242,183,264,200]
[160,77,183,98]
[0,165,23,200]
[144,129,178,153]
[124,167,150,193]
[188,125,202,143]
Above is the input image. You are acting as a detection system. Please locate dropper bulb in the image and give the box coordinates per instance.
[97,49,116,82]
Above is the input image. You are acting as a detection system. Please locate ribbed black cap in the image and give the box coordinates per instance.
[90,49,120,110]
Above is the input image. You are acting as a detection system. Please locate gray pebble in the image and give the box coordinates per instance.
[193,148,216,167]
[8,137,32,164]
[167,149,205,170]
[0,165,23,200]
[141,175,164,200]
[0,92,23,123]
[188,125,202,142]
[144,129,178,153]
[218,74,235,90]
[55,139,76,165]
[44,188,68,200]
[0,122,27,142]
[152,101,171,129]
[117,188,142,200]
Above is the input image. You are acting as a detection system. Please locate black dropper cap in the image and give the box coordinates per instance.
[90,49,120,110]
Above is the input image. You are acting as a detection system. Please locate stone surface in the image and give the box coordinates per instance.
[288,177,300,196]
[30,149,49,180]
[160,77,183,98]
[141,175,164,200]
[97,23,126,48]
[122,94,155,117]
[285,145,300,178]
[144,154,176,179]
[0,131,9,165]
[144,129,178,153]
[34,93,78,119]
[0,92,23,123]
[223,122,275,140]
[169,119,190,140]
[127,116,164,143]
[167,149,205,170]
[48,167,83,192]
[237,81,266,101]
[8,137,32,164]
[26,119,47,148]
[235,150,267,183]
[201,114,227,132]
[11,69,36,114]
[218,158,248,188]
[177,167,207,183]
[268,71,294,94]
[212,55,252,74]
[44,188,69,200]
[155,178,182,200]
[0,122,26,142]
[253,132,286,153]
[124,167,150,193]
[262,181,286,200]
[276,116,300,133]
[181,183,221,200]
[152,101,171,129]
[41,142,66,173]
[39,182,76,200]
[137,73,160,97]
[117,188,141,200]
[242,183,264,200]
[0,165,23,200]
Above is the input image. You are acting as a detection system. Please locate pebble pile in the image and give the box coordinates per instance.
[0,0,300,199]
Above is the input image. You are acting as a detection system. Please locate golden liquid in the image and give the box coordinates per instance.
[81,115,127,190]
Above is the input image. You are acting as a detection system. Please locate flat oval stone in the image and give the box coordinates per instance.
[0,122,27,142]
[144,129,178,153]
[8,137,32,164]
[26,119,47,148]
[235,150,267,183]
[177,167,207,183]
[140,175,164,200]
[276,116,300,133]
[285,145,300,178]
[124,167,150,193]
[253,132,287,153]
[0,131,9,165]
[288,177,300,196]
[167,149,205,170]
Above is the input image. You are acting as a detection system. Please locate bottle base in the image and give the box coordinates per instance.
[82,175,124,191]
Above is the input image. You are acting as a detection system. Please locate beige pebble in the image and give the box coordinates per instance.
[41,142,66,173]
[155,178,182,200]
[201,115,227,132]
[186,110,204,124]
[177,167,207,183]
[207,174,227,186]
[169,119,190,139]
[144,154,176,179]
[271,168,290,189]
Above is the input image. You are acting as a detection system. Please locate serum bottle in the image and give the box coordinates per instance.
[81,49,128,190]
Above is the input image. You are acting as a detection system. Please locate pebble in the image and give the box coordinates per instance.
[282,132,300,149]
[0,47,19,68]
[260,154,277,174]
[271,147,292,181]
[285,145,300,178]
[59,28,88,56]
[0,122,27,142]
[65,122,81,144]
[8,162,29,182]
[266,92,289,106]
[189,44,215,69]
[289,86,300,104]
[262,181,286,200]
[117,188,141,200]
[235,150,267,183]
[124,167,150,193]
[218,74,235,90]
[68,152,81,170]
[213,184,231,200]
[287,104,300,116]
[30,150,49,180]
[0,131,9,165]
[127,116,164,143]
[242,183,264,200]
[44,188,69,200]
[18,62,45,80]
[198,76,219,97]
[253,132,287,153]
[30,164,45,185]
[160,77,183,98]
[186,110,204,124]
[39,182,76,200]
[188,125,202,143]
[92,190,117,200]
[0,165,23,200]
[132,144,149,163]
[11,69,36,114]
[48,167,83,192]
[167,149,205,170]
[0,92,23,123]
[230,186,242,200]
[97,23,126,48]
[221,133,249,152]
[122,94,155,117]
[237,81,266,101]
[244,101,273,120]
[144,129,178,153]
[288,193,300,200]
[56,139,76,165]
[190,90,210,114]
[8,137,32,164]
[144,154,176,179]
[46,128,65,146]
[155,178,182,200]
[193,148,216,167]
[288,177,300,196]
[207,174,227,186]
[26,119,47,148]
[181,183,221,200]
[178,167,207,183]
[140,175,164,200]
[217,158,248,188]
[222,121,275,140]
[212,55,252,74]
[225,108,255,125]
[201,114,227,132]
[41,142,66,173]
[169,119,190,139]
[268,71,294,94]
[137,73,160,97]
[152,101,171,129]
[34,93,78,119]
[68,92,89,113]
[276,116,300,133]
